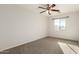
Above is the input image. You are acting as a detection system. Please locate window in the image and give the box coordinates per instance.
[54,19,66,31]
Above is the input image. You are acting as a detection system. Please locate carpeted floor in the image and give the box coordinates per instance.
[0,37,79,54]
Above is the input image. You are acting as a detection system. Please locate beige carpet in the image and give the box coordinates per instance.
[0,37,79,54]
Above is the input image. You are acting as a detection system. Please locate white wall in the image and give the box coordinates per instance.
[0,5,48,51]
[48,11,79,41]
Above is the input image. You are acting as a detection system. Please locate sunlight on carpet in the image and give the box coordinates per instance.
[58,42,76,54]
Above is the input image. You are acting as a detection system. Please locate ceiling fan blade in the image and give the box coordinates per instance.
[38,6,47,9]
[51,9,60,12]
[40,10,47,13]
[51,4,56,7]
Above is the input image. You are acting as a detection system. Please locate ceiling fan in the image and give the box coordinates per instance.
[38,4,60,15]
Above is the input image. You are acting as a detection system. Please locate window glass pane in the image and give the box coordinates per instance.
[60,19,66,30]
[54,19,60,31]
[54,19,66,31]
[54,19,59,26]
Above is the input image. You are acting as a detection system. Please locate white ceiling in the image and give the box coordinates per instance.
[18,4,79,16]
[56,4,79,13]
